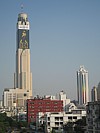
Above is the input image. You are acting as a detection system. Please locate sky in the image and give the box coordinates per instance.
[0,0,100,100]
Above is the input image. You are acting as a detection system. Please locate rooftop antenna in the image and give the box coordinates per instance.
[21,4,24,13]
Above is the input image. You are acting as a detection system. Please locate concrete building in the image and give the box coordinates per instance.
[59,91,71,112]
[91,86,97,102]
[14,13,32,98]
[27,98,63,123]
[97,82,100,101]
[44,91,77,113]
[44,91,74,112]
[0,100,3,108]
[77,66,89,105]
[86,101,100,133]
[3,88,29,107]
[36,109,86,133]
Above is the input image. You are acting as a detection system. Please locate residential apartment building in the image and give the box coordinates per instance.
[36,109,86,133]
[27,98,63,123]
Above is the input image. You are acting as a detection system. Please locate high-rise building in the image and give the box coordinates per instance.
[14,13,32,98]
[97,82,100,101]
[91,86,97,102]
[77,66,89,105]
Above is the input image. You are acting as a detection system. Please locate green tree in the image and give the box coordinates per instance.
[63,122,74,133]
[51,128,56,133]
[0,122,6,133]
[0,113,6,122]
[0,113,8,132]
[0,112,28,132]
[74,117,86,133]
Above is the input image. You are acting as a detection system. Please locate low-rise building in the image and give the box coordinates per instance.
[36,109,86,133]
[27,98,63,123]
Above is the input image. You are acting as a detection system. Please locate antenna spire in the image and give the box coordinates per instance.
[21,4,24,13]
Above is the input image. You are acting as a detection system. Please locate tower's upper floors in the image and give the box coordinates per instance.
[17,13,30,50]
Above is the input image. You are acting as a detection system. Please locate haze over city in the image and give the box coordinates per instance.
[0,0,100,100]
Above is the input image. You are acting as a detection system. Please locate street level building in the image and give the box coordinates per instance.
[77,66,89,105]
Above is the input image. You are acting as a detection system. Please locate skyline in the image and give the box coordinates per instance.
[0,0,100,100]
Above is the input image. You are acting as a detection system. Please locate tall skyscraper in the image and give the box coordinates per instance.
[77,66,89,105]
[14,13,32,98]
[91,86,97,102]
[97,82,100,101]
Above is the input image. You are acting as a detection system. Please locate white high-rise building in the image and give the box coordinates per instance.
[77,66,89,105]
[14,13,32,98]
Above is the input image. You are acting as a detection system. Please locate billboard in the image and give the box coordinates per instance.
[17,29,29,49]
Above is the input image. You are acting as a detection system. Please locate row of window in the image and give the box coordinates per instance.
[47,116,77,121]
[28,101,62,105]
[48,122,63,126]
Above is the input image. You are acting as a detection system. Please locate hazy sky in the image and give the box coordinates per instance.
[0,0,100,100]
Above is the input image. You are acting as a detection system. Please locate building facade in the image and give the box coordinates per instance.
[97,82,100,101]
[77,66,89,105]
[3,88,29,107]
[86,101,100,133]
[36,110,86,133]
[91,86,97,102]
[14,13,32,98]
[59,91,70,112]
[27,98,63,123]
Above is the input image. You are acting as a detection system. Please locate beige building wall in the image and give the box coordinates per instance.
[3,88,29,107]
[16,49,32,97]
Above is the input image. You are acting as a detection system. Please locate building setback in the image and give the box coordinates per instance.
[27,98,63,123]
